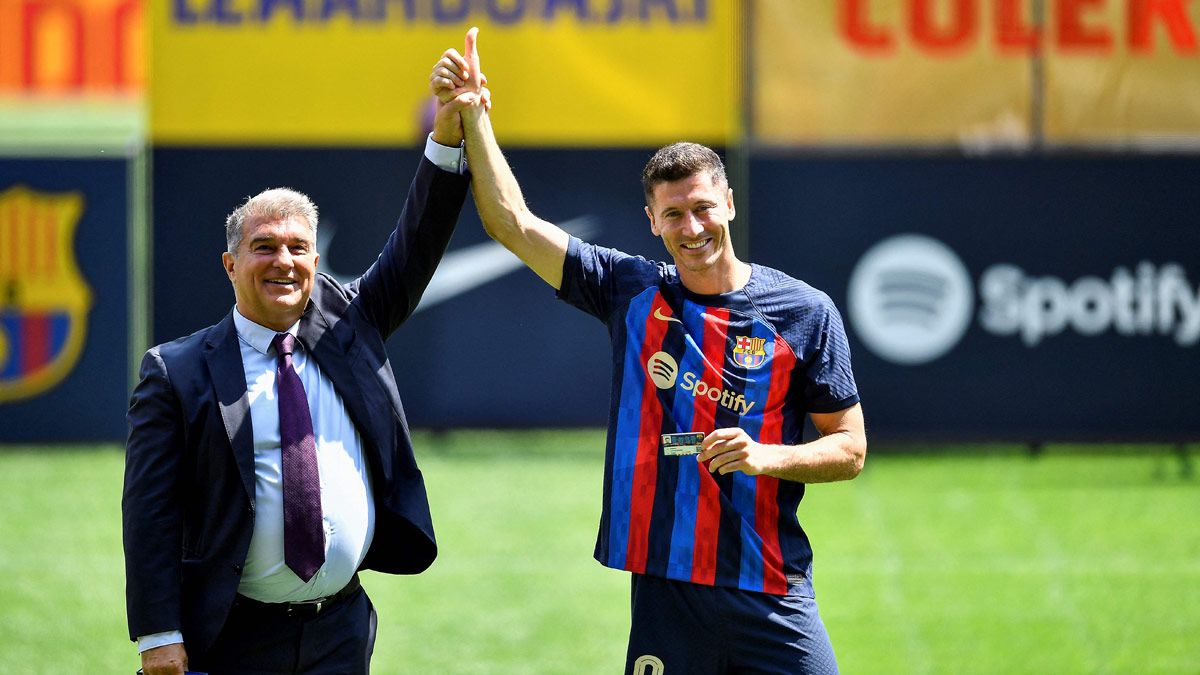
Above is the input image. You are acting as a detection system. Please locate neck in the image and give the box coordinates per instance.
[679,258,752,296]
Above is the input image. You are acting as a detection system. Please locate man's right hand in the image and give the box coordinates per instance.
[430,27,485,106]
[429,27,490,145]
[429,26,572,290]
[140,643,188,675]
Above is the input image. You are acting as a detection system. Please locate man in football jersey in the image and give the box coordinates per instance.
[431,29,866,674]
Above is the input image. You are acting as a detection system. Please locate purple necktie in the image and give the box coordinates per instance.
[272,333,325,582]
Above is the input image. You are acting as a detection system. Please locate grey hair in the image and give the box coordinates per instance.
[225,188,319,253]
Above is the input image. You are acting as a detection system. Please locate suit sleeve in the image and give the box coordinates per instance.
[350,156,470,338]
[122,348,186,641]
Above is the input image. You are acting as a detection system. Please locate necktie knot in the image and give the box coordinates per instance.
[272,332,296,359]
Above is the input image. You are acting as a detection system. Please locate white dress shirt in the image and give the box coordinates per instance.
[231,310,374,602]
[136,136,465,654]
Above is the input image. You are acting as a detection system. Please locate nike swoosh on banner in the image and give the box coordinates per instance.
[653,308,682,324]
[316,216,599,314]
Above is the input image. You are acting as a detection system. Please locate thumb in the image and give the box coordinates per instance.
[464,26,480,67]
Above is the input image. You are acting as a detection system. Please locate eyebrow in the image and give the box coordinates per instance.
[659,199,716,216]
[248,234,312,246]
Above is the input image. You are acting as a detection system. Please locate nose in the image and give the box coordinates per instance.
[273,246,294,269]
[680,211,705,237]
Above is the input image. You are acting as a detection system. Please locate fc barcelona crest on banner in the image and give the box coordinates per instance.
[0,186,93,403]
[732,335,767,369]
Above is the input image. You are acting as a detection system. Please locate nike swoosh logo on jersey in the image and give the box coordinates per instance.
[653,308,682,324]
[317,215,598,314]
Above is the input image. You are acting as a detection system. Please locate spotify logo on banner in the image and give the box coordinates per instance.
[848,234,974,365]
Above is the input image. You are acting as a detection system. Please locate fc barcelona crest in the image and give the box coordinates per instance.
[0,186,93,403]
[732,335,767,369]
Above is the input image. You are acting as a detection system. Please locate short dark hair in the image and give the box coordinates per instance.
[641,142,727,204]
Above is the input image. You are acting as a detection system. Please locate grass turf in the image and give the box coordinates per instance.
[0,431,1195,673]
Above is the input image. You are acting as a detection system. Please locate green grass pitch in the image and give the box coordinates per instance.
[0,431,1195,673]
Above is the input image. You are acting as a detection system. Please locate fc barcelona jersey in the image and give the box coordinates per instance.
[558,237,860,596]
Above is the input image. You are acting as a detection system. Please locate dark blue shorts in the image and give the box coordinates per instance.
[626,573,838,675]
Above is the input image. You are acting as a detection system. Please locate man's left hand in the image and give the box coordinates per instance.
[429,27,491,146]
[698,427,786,476]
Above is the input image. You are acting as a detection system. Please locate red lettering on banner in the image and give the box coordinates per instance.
[1057,0,1114,50]
[22,2,86,90]
[841,0,895,51]
[996,0,1041,53]
[1,0,143,95]
[836,0,1198,56]
[1129,0,1198,53]
[912,0,978,52]
[113,0,141,88]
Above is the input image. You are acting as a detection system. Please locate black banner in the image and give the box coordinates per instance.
[150,149,1200,441]
[750,155,1200,441]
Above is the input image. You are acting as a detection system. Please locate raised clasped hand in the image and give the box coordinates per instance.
[430,27,489,112]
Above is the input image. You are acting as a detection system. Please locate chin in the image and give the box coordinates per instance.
[678,259,715,274]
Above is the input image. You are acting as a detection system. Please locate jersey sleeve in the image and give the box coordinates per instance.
[790,295,861,414]
[556,236,661,321]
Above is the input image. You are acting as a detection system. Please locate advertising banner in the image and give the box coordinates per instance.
[1043,0,1200,144]
[0,155,132,442]
[0,0,144,149]
[754,0,1200,146]
[0,0,143,96]
[749,154,1200,441]
[152,148,1200,440]
[151,146,664,427]
[149,1,734,146]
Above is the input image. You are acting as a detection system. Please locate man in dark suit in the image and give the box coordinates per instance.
[122,79,488,674]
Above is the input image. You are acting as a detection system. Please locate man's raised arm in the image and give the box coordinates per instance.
[432,28,570,290]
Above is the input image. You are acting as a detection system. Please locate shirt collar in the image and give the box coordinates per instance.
[232,307,300,356]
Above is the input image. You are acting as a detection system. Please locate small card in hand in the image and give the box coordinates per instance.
[662,432,705,456]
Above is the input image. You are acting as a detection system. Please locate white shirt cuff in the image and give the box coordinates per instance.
[137,630,184,653]
[424,134,466,175]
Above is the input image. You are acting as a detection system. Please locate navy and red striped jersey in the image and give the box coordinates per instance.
[558,237,860,595]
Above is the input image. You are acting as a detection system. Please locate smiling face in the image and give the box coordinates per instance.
[221,215,319,331]
[645,170,739,291]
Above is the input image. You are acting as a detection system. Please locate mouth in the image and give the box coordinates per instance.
[680,238,712,251]
[265,279,297,288]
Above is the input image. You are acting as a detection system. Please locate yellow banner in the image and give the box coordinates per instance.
[755,0,1200,146]
[1044,0,1200,144]
[150,1,735,146]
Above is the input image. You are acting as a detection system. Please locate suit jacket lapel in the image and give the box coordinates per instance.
[300,290,398,490]
[297,302,375,450]
[204,313,256,501]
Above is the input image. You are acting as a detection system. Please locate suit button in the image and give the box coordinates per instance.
[232,564,243,575]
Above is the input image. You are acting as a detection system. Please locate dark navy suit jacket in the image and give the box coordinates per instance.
[122,157,468,659]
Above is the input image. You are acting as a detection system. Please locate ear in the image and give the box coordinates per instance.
[222,251,236,282]
[312,251,320,270]
[645,205,662,237]
[726,187,736,222]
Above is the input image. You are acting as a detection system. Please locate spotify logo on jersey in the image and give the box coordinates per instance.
[647,351,678,389]
[848,234,974,365]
